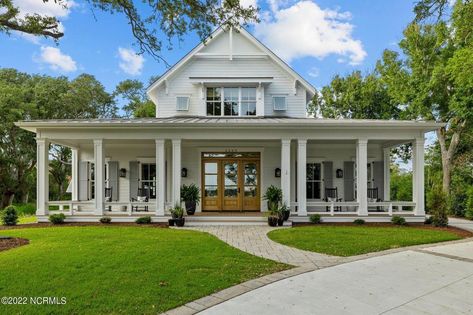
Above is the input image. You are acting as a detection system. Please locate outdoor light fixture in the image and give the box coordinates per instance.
[119,168,127,178]
[181,168,188,178]
[275,168,281,178]
[336,169,344,178]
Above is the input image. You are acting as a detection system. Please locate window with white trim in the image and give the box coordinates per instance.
[141,163,156,199]
[206,87,256,116]
[273,96,287,111]
[176,96,190,111]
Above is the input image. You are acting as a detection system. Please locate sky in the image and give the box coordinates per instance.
[0,0,417,93]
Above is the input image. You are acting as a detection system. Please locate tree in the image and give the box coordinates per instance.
[310,71,400,119]
[114,79,155,118]
[0,68,116,208]
[1,0,258,64]
[376,1,473,193]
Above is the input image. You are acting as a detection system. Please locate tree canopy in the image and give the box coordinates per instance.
[0,0,259,64]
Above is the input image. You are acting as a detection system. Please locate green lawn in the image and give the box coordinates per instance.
[0,226,287,314]
[268,225,461,257]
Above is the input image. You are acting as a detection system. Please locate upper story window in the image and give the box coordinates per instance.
[273,96,287,111]
[176,96,190,111]
[206,87,257,116]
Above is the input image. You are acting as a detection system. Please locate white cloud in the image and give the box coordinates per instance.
[38,46,77,72]
[254,1,366,65]
[13,0,76,18]
[118,47,145,76]
[240,0,258,9]
[308,67,319,78]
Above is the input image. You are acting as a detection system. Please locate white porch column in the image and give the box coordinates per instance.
[93,139,105,215]
[383,147,391,201]
[71,148,79,201]
[357,139,368,216]
[36,138,49,216]
[155,139,166,216]
[297,139,307,216]
[281,139,291,207]
[172,139,182,207]
[413,137,425,216]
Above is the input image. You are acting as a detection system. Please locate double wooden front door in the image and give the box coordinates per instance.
[202,154,260,211]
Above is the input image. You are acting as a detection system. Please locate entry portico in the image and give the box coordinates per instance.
[19,117,439,223]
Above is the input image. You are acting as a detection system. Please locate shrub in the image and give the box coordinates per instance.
[391,215,406,226]
[424,216,433,225]
[309,214,322,224]
[14,203,36,216]
[465,187,473,220]
[1,206,19,226]
[170,205,185,219]
[135,216,152,224]
[263,185,283,209]
[49,213,66,224]
[99,216,112,224]
[353,219,365,225]
[428,186,449,227]
[448,190,467,217]
[180,184,201,204]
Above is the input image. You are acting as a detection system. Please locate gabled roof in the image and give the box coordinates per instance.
[146,27,316,97]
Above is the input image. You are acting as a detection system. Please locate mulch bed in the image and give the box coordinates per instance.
[292,222,473,238]
[0,237,29,252]
[0,222,168,230]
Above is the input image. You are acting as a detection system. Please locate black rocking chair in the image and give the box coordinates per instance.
[368,187,382,211]
[324,187,342,212]
[131,187,150,212]
[105,187,112,211]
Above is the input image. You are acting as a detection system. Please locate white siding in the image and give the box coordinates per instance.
[152,31,308,118]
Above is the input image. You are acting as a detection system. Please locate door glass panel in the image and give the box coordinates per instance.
[244,163,257,185]
[244,186,257,197]
[224,162,238,197]
[205,186,218,197]
[204,162,218,199]
[205,162,217,173]
[205,174,217,185]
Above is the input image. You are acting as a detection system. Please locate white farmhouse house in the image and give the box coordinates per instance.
[17,27,442,224]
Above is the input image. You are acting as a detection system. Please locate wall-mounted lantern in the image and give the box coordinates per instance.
[119,168,127,178]
[181,168,188,178]
[336,169,343,178]
[275,168,281,178]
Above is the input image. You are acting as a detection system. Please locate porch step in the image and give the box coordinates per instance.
[184,215,293,226]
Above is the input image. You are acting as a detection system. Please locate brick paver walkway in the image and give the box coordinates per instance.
[184,226,343,268]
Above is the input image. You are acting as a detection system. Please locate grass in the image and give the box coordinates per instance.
[268,225,461,257]
[0,226,287,314]
[18,215,37,224]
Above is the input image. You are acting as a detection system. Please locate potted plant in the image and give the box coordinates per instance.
[281,203,290,221]
[263,185,282,211]
[181,184,200,215]
[267,203,280,227]
[170,205,185,227]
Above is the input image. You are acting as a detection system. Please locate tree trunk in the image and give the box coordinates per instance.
[1,191,15,209]
[21,192,29,204]
[437,125,462,194]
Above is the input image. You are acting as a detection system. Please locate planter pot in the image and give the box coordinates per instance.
[185,200,196,215]
[175,218,185,227]
[268,216,278,227]
[168,219,175,226]
[277,218,284,226]
[283,210,290,221]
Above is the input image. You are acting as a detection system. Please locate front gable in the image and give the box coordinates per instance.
[147,27,315,118]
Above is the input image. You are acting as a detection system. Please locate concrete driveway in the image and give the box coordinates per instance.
[200,240,473,315]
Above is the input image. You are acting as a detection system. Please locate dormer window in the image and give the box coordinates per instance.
[273,96,287,111]
[176,96,190,111]
[206,87,256,116]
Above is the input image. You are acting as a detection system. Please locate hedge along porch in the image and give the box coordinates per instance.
[19,117,441,223]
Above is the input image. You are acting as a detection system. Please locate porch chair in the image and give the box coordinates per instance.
[104,187,112,211]
[131,187,150,212]
[367,187,382,211]
[324,187,342,212]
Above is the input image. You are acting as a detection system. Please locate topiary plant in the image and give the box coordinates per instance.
[99,216,112,224]
[49,213,66,224]
[353,218,365,225]
[135,216,152,224]
[428,186,448,227]
[309,214,322,224]
[391,215,406,226]
[1,206,19,226]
